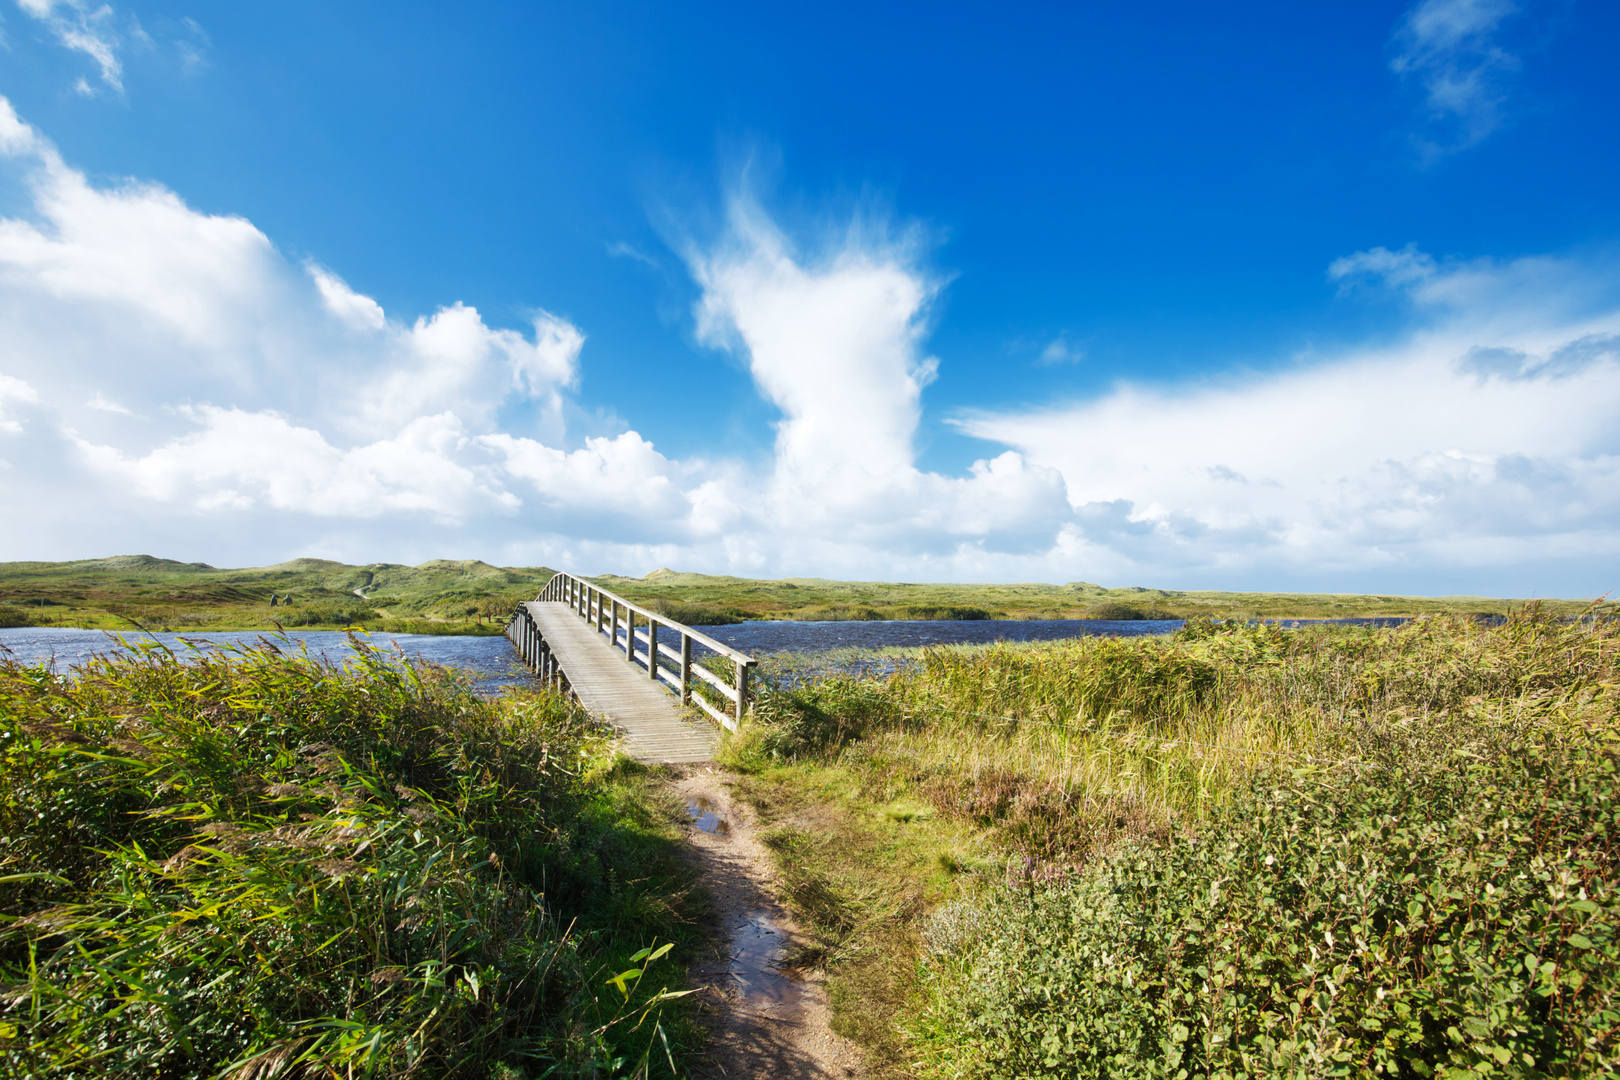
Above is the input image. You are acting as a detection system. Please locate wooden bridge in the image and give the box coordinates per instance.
[505,572,758,763]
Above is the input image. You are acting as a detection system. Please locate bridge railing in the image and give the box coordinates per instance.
[509,571,757,732]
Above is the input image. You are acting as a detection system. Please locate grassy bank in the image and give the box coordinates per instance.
[0,638,702,1078]
[4,556,1607,633]
[595,569,1603,623]
[0,555,555,633]
[719,609,1620,1076]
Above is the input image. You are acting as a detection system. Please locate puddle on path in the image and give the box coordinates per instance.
[685,795,731,835]
[684,790,807,1014]
[728,910,803,1009]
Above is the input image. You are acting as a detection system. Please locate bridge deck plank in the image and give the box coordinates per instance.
[522,601,719,764]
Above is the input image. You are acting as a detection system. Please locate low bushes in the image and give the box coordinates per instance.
[0,638,696,1078]
[1085,602,1181,621]
[926,712,1620,1077]
[273,602,382,627]
[726,610,1620,1076]
[638,599,749,627]
[0,605,40,628]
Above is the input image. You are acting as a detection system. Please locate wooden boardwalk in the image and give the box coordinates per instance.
[521,600,720,764]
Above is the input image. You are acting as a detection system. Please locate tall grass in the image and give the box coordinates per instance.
[726,609,1620,1075]
[739,610,1618,861]
[0,636,696,1078]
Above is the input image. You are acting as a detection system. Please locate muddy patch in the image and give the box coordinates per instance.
[676,770,860,1078]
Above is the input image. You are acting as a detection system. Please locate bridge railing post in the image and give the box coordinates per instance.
[680,633,691,704]
[648,620,658,681]
[735,659,752,726]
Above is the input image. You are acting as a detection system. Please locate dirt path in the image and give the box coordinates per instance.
[674,768,862,1079]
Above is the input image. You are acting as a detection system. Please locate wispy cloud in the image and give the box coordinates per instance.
[606,241,660,269]
[1037,335,1083,366]
[16,0,124,93]
[1389,0,1523,158]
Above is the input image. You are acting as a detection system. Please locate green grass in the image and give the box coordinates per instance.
[0,637,703,1078]
[716,608,1620,1077]
[4,556,1607,634]
[0,555,556,633]
[595,568,1605,622]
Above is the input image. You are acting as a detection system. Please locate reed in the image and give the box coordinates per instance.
[0,635,698,1078]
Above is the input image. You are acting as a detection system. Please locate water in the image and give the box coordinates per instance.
[688,616,1411,657]
[0,627,534,695]
[0,617,1415,694]
[691,617,1182,656]
[685,795,730,836]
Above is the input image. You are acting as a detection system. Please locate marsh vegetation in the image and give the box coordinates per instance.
[720,609,1620,1077]
[4,557,1605,635]
[0,638,704,1078]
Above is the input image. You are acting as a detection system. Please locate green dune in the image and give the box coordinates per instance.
[0,557,1604,634]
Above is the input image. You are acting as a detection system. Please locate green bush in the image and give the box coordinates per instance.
[0,605,39,628]
[736,675,905,762]
[0,638,692,1078]
[275,603,381,626]
[930,711,1620,1077]
[640,599,748,626]
[1087,602,1180,621]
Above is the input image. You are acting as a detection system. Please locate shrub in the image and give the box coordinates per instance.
[1087,602,1179,621]
[276,603,381,626]
[929,709,1620,1078]
[0,605,39,628]
[641,599,749,626]
[732,675,904,762]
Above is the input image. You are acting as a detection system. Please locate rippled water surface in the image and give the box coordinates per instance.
[690,617,1181,655]
[0,617,1412,693]
[0,628,533,695]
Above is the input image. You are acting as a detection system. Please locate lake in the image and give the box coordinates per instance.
[0,617,1408,694]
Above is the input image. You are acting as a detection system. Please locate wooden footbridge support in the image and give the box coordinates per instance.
[505,571,757,764]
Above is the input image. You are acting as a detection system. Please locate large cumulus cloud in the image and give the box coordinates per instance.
[1,95,1617,595]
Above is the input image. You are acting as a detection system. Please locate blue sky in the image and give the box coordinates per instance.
[1,0,1617,595]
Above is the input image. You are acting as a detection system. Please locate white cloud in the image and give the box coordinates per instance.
[957,247,1620,589]
[309,265,386,331]
[0,94,1615,594]
[0,97,617,543]
[0,373,41,435]
[686,193,1070,554]
[1390,0,1521,156]
[1328,243,1437,291]
[17,0,125,93]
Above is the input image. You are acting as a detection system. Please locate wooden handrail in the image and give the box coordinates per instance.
[541,572,756,663]
[516,570,758,731]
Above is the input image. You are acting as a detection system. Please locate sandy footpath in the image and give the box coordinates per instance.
[672,768,862,1079]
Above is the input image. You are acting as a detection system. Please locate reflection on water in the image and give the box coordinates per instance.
[728,910,802,1009]
[685,796,730,835]
[0,628,534,696]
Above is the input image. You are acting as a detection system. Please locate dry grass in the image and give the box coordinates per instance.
[719,608,1620,1073]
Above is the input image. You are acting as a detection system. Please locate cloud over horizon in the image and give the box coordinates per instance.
[0,96,1616,596]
